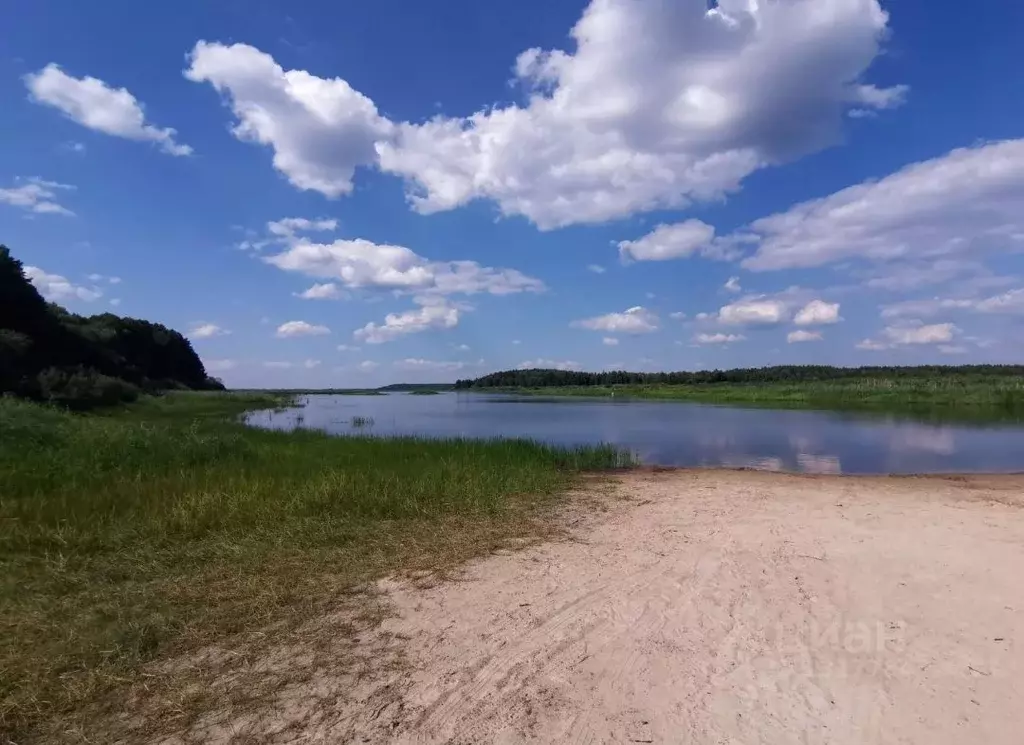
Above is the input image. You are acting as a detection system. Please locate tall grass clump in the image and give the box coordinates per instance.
[0,392,629,742]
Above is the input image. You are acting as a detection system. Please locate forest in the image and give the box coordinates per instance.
[455,365,1024,390]
[1,245,221,408]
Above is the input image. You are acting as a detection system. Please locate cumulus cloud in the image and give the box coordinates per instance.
[518,359,581,371]
[694,332,744,345]
[276,320,330,338]
[787,330,823,343]
[587,264,607,274]
[618,220,715,262]
[881,288,1024,320]
[295,282,344,300]
[742,139,1024,271]
[718,298,788,326]
[859,322,958,350]
[0,177,75,216]
[264,235,544,297]
[25,64,191,155]
[267,217,338,237]
[25,266,102,302]
[187,0,900,228]
[724,276,742,294]
[358,360,379,372]
[571,306,658,334]
[189,323,230,339]
[381,0,901,228]
[602,337,619,346]
[185,41,391,196]
[793,300,842,326]
[354,299,460,344]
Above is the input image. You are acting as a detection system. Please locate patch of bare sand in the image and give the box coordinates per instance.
[177,471,1024,743]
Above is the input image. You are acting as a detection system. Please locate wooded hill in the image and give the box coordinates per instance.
[1,245,221,408]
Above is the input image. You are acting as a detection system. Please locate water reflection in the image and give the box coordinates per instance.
[245,393,1024,475]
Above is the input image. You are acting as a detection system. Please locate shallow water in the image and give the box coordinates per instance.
[245,392,1024,475]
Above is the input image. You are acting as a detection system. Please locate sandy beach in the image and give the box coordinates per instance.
[187,470,1024,744]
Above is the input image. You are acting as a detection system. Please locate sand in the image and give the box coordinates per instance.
[182,470,1024,743]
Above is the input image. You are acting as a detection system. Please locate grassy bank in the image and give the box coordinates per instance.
[502,377,1024,417]
[1,392,629,742]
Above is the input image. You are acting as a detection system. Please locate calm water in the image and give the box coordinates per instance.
[244,393,1024,475]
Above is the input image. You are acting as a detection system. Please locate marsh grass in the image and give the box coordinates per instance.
[508,376,1024,420]
[0,392,629,742]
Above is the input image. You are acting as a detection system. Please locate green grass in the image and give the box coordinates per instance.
[501,377,1024,419]
[0,392,629,742]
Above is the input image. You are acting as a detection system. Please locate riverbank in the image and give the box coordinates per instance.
[0,392,628,743]
[219,469,1024,743]
[495,377,1024,418]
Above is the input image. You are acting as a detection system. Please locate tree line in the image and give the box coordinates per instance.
[454,364,1024,390]
[1,245,222,408]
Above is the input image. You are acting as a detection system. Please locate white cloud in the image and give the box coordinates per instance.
[454,343,470,351]
[938,345,967,355]
[276,320,330,338]
[185,42,391,196]
[511,339,522,345]
[189,323,230,339]
[859,322,958,350]
[571,306,658,334]
[587,264,606,274]
[618,220,715,262]
[381,0,900,228]
[694,332,744,345]
[669,311,687,321]
[881,289,1024,320]
[25,266,101,302]
[394,358,483,372]
[787,330,823,343]
[358,360,379,372]
[354,299,460,344]
[264,237,544,296]
[263,361,294,369]
[718,298,788,326]
[186,1,900,228]
[885,323,957,345]
[518,359,581,371]
[974,289,1024,314]
[296,282,344,300]
[743,139,1024,271]
[205,359,237,372]
[336,344,360,351]
[267,217,338,237]
[0,177,75,216]
[25,64,191,155]
[724,276,742,294]
[303,359,321,369]
[602,337,619,346]
[793,300,842,326]
[109,298,121,307]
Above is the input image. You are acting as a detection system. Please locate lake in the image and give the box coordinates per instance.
[245,392,1024,475]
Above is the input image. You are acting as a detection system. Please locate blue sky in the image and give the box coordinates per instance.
[3,0,1023,387]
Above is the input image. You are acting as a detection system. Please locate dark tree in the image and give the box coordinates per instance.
[0,244,222,408]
